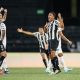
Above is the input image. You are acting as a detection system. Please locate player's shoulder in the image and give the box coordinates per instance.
[54,20,60,25]
[1,22,6,27]
[34,32,39,34]
[1,22,5,25]
[33,32,39,36]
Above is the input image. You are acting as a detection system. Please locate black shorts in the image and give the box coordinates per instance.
[48,39,59,52]
[0,43,6,52]
[40,48,48,55]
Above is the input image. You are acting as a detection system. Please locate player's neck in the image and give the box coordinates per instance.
[40,32,44,35]
[49,19,55,24]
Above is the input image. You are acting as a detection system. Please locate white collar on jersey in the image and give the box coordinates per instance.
[48,19,56,25]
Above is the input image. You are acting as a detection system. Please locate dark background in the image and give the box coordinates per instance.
[0,0,80,52]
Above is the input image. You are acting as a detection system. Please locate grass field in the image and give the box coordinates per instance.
[0,68,80,80]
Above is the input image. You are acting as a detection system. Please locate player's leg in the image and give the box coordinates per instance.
[49,40,61,74]
[0,51,7,67]
[50,50,60,72]
[56,49,65,68]
[2,43,9,74]
[0,51,7,74]
[45,50,52,68]
[40,48,48,68]
[58,52,72,72]
[45,50,53,73]
[58,52,66,67]
[1,59,9,74]
[45,50,49,60]
[0,41,7,67]
[40,53,47,68]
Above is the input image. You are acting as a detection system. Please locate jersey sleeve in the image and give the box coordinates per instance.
[55,20,63,32]
[33,32,39,38]
[1,23,6,30]
[55,20,60,26]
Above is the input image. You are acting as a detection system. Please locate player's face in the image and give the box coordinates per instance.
[48,13,55,22]
[39,28,44,35]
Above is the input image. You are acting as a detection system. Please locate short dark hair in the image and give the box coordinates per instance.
[49,11,56,18]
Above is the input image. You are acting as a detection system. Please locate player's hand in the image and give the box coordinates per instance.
[68,40,72,45]
[45,44,48,50]
[17,28,23,33]
[44,22,48,27]
[58,13,62,18]
[0,7,4,11]
[44,22,48,32]
[4,9,7,13]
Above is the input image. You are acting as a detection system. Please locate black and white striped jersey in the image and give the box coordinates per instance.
[0,22,6,49]
[33,32,48,49]
[57,28,63,50]
[47,20,62,40]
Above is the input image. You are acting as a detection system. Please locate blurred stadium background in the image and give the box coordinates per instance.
[0,0,80,52]
[0,0,80,68]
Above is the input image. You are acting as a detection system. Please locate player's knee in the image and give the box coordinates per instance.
[51,51,56,56]
[58,53,63,57]
[41,54,45,59]
[0,51,7,57]
[50,51,56,59]
[42,56,45,59]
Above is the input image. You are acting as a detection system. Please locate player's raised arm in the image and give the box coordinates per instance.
[57,13,72,45]
[58,31,72,45]
[17,28,34,36]
[0,7,4,13]
[58,13,64,29]
[44,22,49,33]
[2,9,7,21]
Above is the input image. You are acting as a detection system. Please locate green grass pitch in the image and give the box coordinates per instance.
[0,68,80,80]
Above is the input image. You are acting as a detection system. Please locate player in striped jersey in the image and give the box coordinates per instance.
[44,12,62,74]
[45,12,72,74]
[56,13,72,72]
[0,7,8,74]
[17,27,49,70]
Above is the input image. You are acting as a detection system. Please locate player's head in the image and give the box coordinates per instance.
[38,27,44,35]
[48,11,56,22]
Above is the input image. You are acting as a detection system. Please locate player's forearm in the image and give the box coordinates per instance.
[0,7,4,13]
[58,16,64,29]
[44,22,48,30]
[22,30,34,36]
[1,30,5,41]
[3,12,7,21]
[61,35,70,43]
[60,23,64,29]
[59,32,70,43]
[58,19,64,29]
